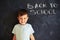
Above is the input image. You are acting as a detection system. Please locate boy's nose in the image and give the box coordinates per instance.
[22,19,24,22]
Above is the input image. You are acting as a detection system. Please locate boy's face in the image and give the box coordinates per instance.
[17,14,28,25]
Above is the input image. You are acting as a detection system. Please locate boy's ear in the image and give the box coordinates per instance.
[27,17,29,20]
[28,17,29,19]
[17,17,19,19]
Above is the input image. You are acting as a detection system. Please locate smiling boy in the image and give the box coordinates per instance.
[12,9,35,40]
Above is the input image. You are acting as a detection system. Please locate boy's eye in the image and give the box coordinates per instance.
[24,18,26,19]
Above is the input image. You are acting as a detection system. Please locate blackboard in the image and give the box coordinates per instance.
[0,0,60,40]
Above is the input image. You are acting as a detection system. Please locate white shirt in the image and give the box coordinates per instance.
[12,23,34,40]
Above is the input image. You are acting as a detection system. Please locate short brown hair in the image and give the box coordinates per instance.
[17,9,28,17]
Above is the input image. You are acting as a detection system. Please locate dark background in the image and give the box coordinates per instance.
[0,0,60,40]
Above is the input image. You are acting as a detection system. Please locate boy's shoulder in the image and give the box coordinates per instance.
[26,23,32,27]
[14,24,20,27]
[26,23,31,25]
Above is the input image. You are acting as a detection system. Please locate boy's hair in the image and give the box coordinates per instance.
[17,9,28,17]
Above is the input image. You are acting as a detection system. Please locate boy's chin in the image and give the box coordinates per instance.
[20,23,26,25]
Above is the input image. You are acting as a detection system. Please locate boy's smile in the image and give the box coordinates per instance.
[17,14,28,25]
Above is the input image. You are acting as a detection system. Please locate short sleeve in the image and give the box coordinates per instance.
[12,25,17,34]
[30,25,35,34]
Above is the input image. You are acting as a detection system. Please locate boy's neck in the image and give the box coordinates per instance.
[19,23,27,25]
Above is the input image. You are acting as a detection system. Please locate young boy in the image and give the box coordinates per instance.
[12,9,35,40]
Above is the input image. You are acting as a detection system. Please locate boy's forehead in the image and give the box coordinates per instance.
[18,14,28,17]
